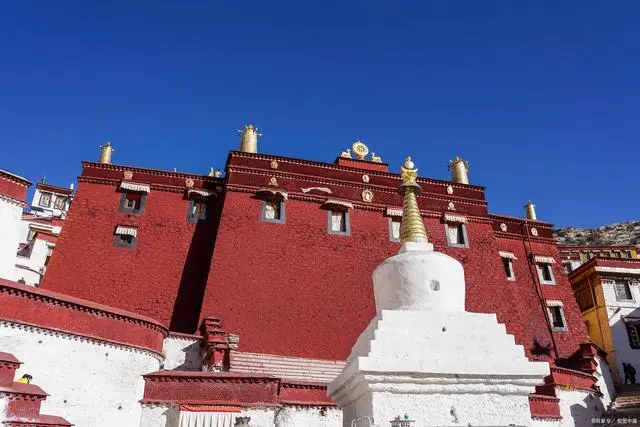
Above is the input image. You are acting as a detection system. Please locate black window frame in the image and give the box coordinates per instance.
[113,233,136,249]
[119,192,147,214]
[187,198,210,224]
[261,199,286,224]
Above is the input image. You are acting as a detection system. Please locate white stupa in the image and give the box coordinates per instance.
[328,157,550,427]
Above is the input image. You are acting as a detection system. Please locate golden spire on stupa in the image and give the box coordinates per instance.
[399,156,428,244]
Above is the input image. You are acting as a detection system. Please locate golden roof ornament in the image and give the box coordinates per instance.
[524,201,537,220]
[351,139,369,160]
[238,124,261,154]
[448,155,469,184]
[208,167,215,177]
[340,148,352,158]
[399,156,428,244]
[214,169,222,178]
[99,141,114,164]
[371,152,382,163]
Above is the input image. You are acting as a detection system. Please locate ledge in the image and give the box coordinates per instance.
[0,279,167,354]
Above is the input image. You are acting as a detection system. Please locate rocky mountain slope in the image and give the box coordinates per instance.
[553,221,640,246]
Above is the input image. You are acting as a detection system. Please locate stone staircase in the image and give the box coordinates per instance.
[0,352,71,427]
[603,384,640,426]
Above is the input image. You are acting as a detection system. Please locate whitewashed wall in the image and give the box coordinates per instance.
[162,335,201,371]
[0,200,22,281]
[595,355,616,408]
[140,405,341,427]
[15,238,53,286]
[0,396,8,423]
[531,418,561,427]
[556,388,606,427]
[0,320,161,427]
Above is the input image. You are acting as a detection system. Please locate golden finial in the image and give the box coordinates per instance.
[238,124,261,153]
[448,155,469,184]
[399,156,428,244]
[208,167,215,177]
[98,141,114,164]
[214,169,222,178]
[524,201,537,220]
[340,148,352,158]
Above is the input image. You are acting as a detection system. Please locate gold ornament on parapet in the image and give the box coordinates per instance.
[214,170,222,178]
[500,223,508,232]
[362,174,370,183]
[361,189,374,202]
[446,185,454,195]
[371,152,382,163]
[340,148,352,158]
[531,227,538,236]
[185,178,195,188]
[268,177,278,187]
[270,161,279,169]
[351,140,369,160]
[447,202,456,211]
[123,170,133,180]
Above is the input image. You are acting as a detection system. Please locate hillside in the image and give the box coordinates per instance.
[553,221,640,246]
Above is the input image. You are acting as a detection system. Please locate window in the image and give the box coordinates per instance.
[626,251,633,259]
[537,263,556,284]
[615,280,633,302]
[187,199,209,223]
[502,257,515,281]
[114,226,137,248]
[445,222,468,248]
[626,322,640,349]
[39,192,52,207]
[54,196,67,210]
[119,192,146,214]
[328,209,350,235]
[546,303,567,331]
[389,217,401,242]
[261,199,285,224]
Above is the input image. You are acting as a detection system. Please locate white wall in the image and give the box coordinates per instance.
[140,405,342,427]
[594,355,616,409]
[0,396,7,423]
[0,200,23,282]
[162,336,201,371]
[30,188,70,218]
[15,238,53,286]
[556,389,607,427]
[0,320,161,427]
[531,418,561,427]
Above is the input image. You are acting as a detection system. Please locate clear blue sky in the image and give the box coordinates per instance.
[1,2,638,228]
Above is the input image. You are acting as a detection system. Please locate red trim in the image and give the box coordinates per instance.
[35,183,73,195]
[0,279,167,354]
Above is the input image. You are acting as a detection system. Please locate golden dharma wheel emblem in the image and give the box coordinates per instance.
[531,227,538,236]
[270,161,279,169]
[362,174,370,183]
[351,140,369,160]
[123,170,133,180]
[361,189,374,202]
[185,178,195,188]
[500,223,508,232]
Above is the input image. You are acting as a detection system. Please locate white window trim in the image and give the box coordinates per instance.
[445,221,469,248]
[502,257,516,281]
[537,262,556,285]
[546,303,568,332]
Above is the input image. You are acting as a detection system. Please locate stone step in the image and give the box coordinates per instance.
[3,414,73,426]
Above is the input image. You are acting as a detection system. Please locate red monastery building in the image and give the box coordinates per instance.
[0,128,620,426]
[42,130,586,364]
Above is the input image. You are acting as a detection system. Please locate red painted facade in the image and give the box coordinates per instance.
[0,170,31,203]
[42,150,589,365]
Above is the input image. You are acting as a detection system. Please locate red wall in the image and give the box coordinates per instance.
[200,191,588,361]
[0,173,29,202]
[42,180,218,332]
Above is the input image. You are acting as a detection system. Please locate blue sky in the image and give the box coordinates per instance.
[1,2,638,228]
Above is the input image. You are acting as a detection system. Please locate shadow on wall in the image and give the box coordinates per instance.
[530,338,554,360]
[176,341,201,371]
[570,394,607,427]
[169,192,224,333]
[609,306,640,385]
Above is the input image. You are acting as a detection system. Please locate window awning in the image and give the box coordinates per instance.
[188,189,215,198]
[115,226,137,237]
[499,251,518,260]
[386,207,403,217]
[534,255,556,264]
[255,188,288,200]
[119,181,150,193]
[323,199,353,210]
[443,214,467,224]
[178,406,241,427]
[546,300,564,307]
